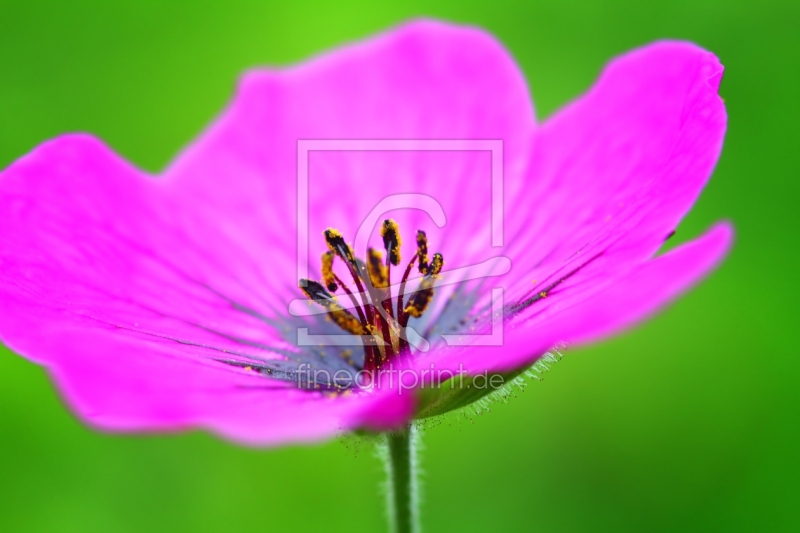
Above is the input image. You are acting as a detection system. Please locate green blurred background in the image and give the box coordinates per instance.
[1,1,797,531]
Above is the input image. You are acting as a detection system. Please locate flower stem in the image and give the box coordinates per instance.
[385,426,419,533]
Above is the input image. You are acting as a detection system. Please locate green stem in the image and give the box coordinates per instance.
[385,426,419,533]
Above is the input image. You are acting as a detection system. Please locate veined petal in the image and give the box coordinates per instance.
[2,287,413,445]
[0,20,534,441]
[0,136,294,353]
[0,135,414,444]
[549,222,733,346]
[504,41,726,295]
[417,41,729,378]
[166,19,535,282]
[429,223,732,375]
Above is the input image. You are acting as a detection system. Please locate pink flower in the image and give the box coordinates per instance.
[0,20,731,447]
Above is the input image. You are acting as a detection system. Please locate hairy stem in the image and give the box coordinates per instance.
[385,426,419,533]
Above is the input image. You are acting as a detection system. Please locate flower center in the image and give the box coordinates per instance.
[298,220,444,374]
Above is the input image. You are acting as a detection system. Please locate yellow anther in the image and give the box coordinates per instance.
[380,219,402,265]
[324,227,355,264]
[404,277,435,318]
[428,253,444,276]
[416,230,429,273]
[367,248,389,288]
[327,306,366,336]
[299,279,365,336]
[321,251,337,292]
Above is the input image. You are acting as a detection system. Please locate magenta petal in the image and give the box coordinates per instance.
[1,20,535,443]
[423,41,730,375]
[0,135,294,355]
[2,22,531,445]
[0,135,414,445]
[429,224,732,375]
[543,222,733,346]
[2,273,415,446]
[166,19,535,273]
[505,41,726,289]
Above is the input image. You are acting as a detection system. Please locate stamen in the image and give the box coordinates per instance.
[396,251,418,323]
[404,253,445,320]
[404,279,434,319]
[324,227,373,324]
[332,273,367,328]
[324,228,356,265]
[299,279,365,336]
[366,248,389,288]
[380,219,402,266]
[321,251,337,292]
[427,252,444,276]
[299,222,445,376]
[416,230,429,273]
[368,247,396,354]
